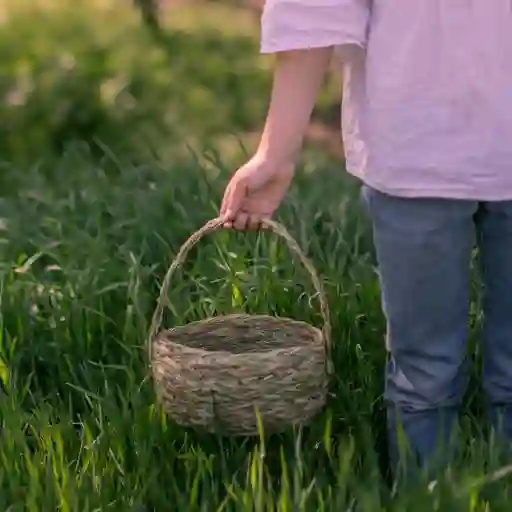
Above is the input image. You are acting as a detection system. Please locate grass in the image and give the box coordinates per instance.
[1,145,512,510]
[0,0,344,167]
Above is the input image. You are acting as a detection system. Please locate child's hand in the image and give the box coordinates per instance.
[220,155,294,231]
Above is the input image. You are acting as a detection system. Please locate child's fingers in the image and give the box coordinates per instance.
[219,182,233,218]
[221,178,247,225]
[232,212,249,231]
[247,214,262,231]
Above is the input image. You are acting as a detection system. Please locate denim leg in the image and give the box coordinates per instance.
[362,186,477,476]
[475,201,512,441]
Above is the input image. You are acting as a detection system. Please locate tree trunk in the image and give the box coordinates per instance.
[133,0,161,33]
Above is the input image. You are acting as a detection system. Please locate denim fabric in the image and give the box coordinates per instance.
[361,185,512,477]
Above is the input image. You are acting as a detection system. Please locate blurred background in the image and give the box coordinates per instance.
[1,0,345,170]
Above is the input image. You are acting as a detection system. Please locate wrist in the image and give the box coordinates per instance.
[252,148,295,174]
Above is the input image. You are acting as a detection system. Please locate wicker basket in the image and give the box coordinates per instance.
[147,217,332,437]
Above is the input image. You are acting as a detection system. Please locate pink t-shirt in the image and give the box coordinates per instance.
[261,0,512,200]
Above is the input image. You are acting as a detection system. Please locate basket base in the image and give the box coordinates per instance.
[156,388,328,437]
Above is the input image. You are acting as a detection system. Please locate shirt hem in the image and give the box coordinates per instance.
[261,39,365,54]
[347,168,512,202]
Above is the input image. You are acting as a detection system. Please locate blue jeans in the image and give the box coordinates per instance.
[362,185,512,477]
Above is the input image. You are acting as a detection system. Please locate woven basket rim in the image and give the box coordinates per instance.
[153,313,324,357]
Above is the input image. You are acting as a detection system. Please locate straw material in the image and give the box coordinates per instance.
[147,217,332,437]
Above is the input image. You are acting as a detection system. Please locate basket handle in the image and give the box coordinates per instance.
[147,216,332,373]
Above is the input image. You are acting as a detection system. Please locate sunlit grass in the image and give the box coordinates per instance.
[0,146,512,509]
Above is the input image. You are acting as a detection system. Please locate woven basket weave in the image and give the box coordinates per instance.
[147,217,332,437]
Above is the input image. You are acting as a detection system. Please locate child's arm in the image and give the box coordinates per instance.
[256,48,333,168]
[257,0,370,167]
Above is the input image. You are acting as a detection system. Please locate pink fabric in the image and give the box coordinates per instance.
[261,0,512,200]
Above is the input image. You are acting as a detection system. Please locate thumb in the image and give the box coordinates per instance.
[223,177,248,220]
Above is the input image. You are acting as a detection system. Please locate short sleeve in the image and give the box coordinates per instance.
[260,0,370,54]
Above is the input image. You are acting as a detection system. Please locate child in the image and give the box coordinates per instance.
[220,0,512,476]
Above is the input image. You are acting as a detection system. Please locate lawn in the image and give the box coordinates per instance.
[3,148,512,510]
[2,1,512,510]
